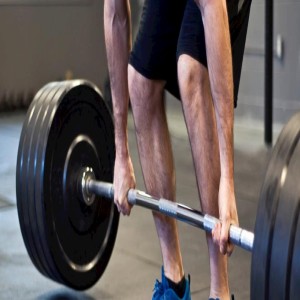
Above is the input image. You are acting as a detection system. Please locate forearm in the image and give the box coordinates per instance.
[104,0,132,157]
[198,0,234,184]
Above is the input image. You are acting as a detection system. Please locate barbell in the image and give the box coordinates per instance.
[16,80,300,299]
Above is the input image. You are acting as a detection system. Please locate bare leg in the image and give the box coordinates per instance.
[128,64,184,283]
[178,55,230,300]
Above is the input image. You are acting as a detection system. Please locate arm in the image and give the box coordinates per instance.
[104,0,135,215]
[195,0,238,255]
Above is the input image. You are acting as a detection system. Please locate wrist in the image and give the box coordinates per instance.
[114,124,129,158]
[220,175,235,191]
[115,140,130,159]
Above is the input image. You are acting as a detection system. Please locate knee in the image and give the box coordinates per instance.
[128,65,164,100]
[128,65,165,130]
[178,54,207,94]
[128,66,150,126]
[128,65,152,102]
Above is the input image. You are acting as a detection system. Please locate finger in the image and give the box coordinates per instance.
[226,222,238,256]
[115,195,127,215]
[120,201,131,216]
[114,195,121,213]
[119,191,132,216]
[227,241,234,257]
[220,221,230,255]
[212,222,221,245]
[123,190,131,216]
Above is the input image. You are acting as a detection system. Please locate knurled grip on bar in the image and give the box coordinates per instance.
[158,199,178,218]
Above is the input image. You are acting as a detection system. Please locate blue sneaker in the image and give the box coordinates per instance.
[152,267,191,300]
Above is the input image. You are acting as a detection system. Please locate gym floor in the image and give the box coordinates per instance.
[0,95,277,299]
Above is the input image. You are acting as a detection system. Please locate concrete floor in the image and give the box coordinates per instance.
[0,98,277,300]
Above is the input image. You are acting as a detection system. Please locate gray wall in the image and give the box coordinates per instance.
[0,0,142,109]
[0,0,107,108]
[237,0,300,125]
[1,0,300,125]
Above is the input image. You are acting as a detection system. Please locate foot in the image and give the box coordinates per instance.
[152,267,191,300]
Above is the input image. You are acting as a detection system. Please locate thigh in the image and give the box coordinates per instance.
[128,65,165,118]
[177,0,252,107]
[177,0,207,71]
[129,0,186,82]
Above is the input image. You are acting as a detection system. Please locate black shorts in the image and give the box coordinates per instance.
[129,0,252,107]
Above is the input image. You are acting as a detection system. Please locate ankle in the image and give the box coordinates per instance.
[208,245,230,300]
[166,275,186,298]
[164,264,184,283]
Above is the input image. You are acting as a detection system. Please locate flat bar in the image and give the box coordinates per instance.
[88,180,254,252]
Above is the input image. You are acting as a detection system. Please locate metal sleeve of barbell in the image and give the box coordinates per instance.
[88,181,254,252]
[203,214,254,252]
[88,180,114,200]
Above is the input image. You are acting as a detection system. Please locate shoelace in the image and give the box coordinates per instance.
[153,279,164,298]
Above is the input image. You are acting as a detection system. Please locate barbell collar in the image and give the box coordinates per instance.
[80,167,96,206]
[86,177,254,252]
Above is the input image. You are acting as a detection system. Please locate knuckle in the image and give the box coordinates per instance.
[221,236,227,245]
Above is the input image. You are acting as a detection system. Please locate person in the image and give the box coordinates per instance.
[103,0,252,299]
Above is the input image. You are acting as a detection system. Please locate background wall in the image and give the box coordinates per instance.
[0,0,300,125]
[0,0,105,108]
[237,0,300,125]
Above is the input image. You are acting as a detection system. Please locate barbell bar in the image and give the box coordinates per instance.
[16,79,300,298]
[81,167,254,252]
